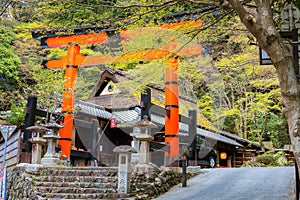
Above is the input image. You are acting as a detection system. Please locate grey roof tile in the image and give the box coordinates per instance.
[76,100,243,147]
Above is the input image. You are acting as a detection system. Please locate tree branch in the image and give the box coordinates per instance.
[186,9,234,35]
[0,0,13,17]
[184,0,221,7]
[72,0,178,9]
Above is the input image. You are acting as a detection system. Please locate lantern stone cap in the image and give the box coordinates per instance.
[26,121,49,133]
[113,145,137,153]
[42,120,63,129]
[134,115,157,128]
[135,134,154,141]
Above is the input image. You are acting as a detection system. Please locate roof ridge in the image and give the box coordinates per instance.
[103,68,197,103]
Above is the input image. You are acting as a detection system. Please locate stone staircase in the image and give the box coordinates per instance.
[7,164,196,199]
[7,165,133,200]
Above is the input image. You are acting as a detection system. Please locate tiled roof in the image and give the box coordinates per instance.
[79,102,243,147]
[112,108,140,123]
[76,100,243,147]
[150,113,242,147]
[198,129,244,147]
[220,131,260,147]
[75,100,140,123]
[75,100,112,120]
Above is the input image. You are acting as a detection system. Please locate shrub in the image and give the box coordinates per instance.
[256,154,276,165]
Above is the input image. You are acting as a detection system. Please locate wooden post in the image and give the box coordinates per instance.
[296,160,300,200]
[141,88,151,120]
[181,155,187,187]
[24,96,37,153]
[189,110,197,166]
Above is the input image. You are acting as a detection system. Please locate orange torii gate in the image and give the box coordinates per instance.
[33,20,203,164]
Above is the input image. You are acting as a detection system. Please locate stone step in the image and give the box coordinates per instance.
[40,167,117,171]
[36,167,118,177]
[35,192,131,199]
[33,181,117,189]
[35,186,117,194]
[34,175,117,183]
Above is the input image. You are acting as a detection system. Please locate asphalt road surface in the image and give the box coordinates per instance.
[154,167,295,200]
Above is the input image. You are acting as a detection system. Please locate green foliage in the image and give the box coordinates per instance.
[115,60,165,96]
[272,151,293,166]
[0,26,21,81]
[0,25,22,111]
[197,94,213,120]
[271,0,300,12]
[3,102,26,128]
[248,112,289,149]
[14,22,45,41]
[30,64,64,114]
[26,0,138,28]
[196,19,288,144]
[76,66,105,100]
[268,114,289,148]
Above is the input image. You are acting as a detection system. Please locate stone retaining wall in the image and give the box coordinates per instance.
[6,164,199,200]
[131,167,197,199]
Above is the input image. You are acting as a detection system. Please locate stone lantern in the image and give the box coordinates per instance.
[133,115,159,173]
[26,122,48,164]
[40,120,63,167]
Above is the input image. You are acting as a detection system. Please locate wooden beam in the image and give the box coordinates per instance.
[43,45,203,69]
[39,19,202,48]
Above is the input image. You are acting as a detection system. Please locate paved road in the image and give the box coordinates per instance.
[154,167,295,200]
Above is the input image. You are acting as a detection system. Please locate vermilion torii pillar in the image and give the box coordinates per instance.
[33,21,203,164]
[59,44,81,158]
[165,57,179,162]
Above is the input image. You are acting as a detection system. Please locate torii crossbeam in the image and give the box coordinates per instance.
[32,19,203,165]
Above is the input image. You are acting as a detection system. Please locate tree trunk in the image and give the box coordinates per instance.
[276,56,300,169]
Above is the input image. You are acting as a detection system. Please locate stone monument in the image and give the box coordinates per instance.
[113,145,137,194]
